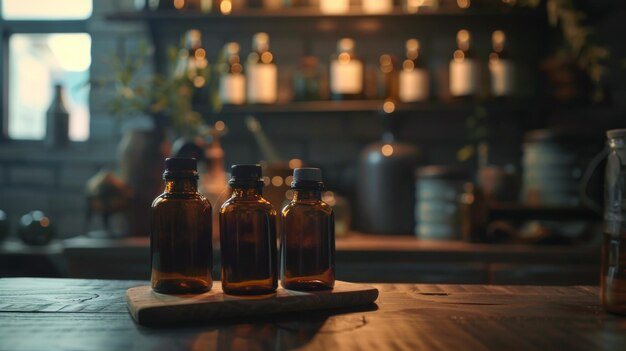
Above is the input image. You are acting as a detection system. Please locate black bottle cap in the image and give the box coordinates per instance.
[291,168,324,189]
[229,164,263,187]
[163,158,198,179]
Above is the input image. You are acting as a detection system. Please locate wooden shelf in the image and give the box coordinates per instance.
[107,7,538,22]
[203,99,534,116]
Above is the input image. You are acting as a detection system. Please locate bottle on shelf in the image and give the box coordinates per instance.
[488,30,515,98]
[45,84,70,147]
[378,54,399,100]
[281,168,335,291]
[293,55,323,101]
[363,0,393,14]
[218,42,246,105]
[330,38,364,100]
[320,0,349,14]
[247,32,278,104]
[449,29,479,98]
[174,29,210,106]
[399,39,430,102]
[219,164,278,295]
[150,158,213,294]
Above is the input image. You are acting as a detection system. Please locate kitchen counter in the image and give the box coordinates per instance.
[0,278,623,350]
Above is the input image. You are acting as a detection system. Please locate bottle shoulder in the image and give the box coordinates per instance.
[282,200,333,216]
[152,192,211,208]
[220,196,276,215]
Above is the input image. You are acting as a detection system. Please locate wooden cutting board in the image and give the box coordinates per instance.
[126,281,379,326]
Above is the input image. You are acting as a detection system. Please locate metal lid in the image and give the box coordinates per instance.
[163,158,198,179]
[293,168,322,183]
[607,129,626,140]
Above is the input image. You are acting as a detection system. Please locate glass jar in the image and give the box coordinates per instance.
[601,129,626,314]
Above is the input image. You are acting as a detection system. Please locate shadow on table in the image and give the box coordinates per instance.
[136,303,378,350]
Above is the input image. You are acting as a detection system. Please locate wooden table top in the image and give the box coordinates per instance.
[0,278,624,351]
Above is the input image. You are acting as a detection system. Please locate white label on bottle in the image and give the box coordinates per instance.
[399,69,430,102]
[489,59,515,97]
[220,73,246,105]
[247,63,277,104]
[449,59,478,97]
[320,0,349,14]
[330,60,363,95]
[363,0,393,13]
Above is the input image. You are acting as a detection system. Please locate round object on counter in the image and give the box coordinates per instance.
[18,211,55,246]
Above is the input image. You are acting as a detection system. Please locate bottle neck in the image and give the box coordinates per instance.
[165,178,198,193]
[232,187,262,197]
[293,188,322,202]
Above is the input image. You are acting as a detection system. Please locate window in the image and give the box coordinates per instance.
[1,0,92,142]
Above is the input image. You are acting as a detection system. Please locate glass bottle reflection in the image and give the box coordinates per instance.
[151,158,213,294]
[220,164,278,295]
[281,168,335,290]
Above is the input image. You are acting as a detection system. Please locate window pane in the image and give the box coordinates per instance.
[8,33,91,141]
[2,0,92,20]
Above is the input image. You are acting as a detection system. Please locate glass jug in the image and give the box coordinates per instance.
[602,129,626,314]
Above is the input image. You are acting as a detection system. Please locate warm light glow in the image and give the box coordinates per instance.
[193,76,206,88]
[232,63,242,73]
[288,159,303,169]
[261,52,273,64]
[322,191,337,206]
[262,176,270,186]
[492,30,505,52]
[285,176,294,185]
[383,100,396,114]
[285,189,294,200]
[174,0,185,10]
[380,55,392,66]
[457,29,470,44]
[220,0,232,14]
[457,0,470,9]
[489,52,500,63]
[381,144,394,157]
[320,0,349,14]
[403,59,415,71]
[40,217,50,227]
[271,176,284,187]
[453,49,465,62]
[338,52,351,64]
[195,48,206,60]
[215,120,225,131]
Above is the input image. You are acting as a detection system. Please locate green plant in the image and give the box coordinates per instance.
[105,42,210,136]
[519,0,610,102]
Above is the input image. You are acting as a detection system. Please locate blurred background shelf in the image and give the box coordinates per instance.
[0,233,599,285]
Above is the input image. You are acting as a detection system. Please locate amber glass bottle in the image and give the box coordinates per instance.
[281,168,335,290]
[220,164,277,295]
[151,158,213,294]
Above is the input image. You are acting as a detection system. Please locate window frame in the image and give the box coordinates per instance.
[0,0,90,143]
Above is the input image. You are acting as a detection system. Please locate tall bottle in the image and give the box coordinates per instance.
[219,42,246,105]
[220,164,278,295]
[488,30,515,98]
[247,32,277,104]
[281,168,335,290]
[175,29,210,106]
[150,158,213,294]
[399,39,430,102]
[449,29,478,98]
[45,84,70,147]
[330,38,364,100]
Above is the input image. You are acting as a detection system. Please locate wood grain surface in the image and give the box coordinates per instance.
[1,278,625,351]
[126,281,379,326]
